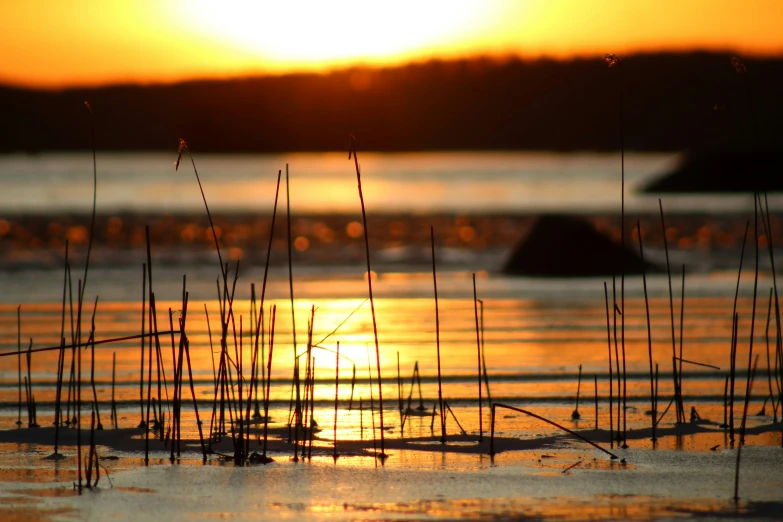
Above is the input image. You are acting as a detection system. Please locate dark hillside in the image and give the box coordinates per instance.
[1,53,781,152]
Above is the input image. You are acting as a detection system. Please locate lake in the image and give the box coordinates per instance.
[0,151,779,444]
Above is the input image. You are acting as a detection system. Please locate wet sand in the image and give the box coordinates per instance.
[1,419,782,521]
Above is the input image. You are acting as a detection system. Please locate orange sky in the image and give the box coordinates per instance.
[2,0,782,88]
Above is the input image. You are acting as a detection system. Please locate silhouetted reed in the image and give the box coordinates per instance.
[678,265,686,406]
[444,401,467,436]
[431,226,446,443]
[349,136,386,459]
[741,194,761,445]
[397,352,404,433]
[111,352,117,429]
[348,365,356,411]
[730,221,751,442]
[52,240,69,456]
[261,304,276,463]
[659,200,684,423]
[758,193,781,421]
[729,312,739,441]
[285,164,300,447]
[603,282,614,447]
[611,276,625,445]
[637,220,656,441]
[138,263,147,429]
[478,299,492,408]
[254,169,283,425]
[334,342,340,461]
[734,354,760,502]
[25,336,38,428]
[16,306,22,426]
[605,53,627,448]
[721,375,729,428]
[490,403,617,459]
[308,358,316,460]
[89,299,103,431]
[571,364,582,420]
[473,273,483,441]
[594,375,599,430]
[366,348,377,462]
[765,287,777,421]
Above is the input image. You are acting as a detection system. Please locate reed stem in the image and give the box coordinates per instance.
[349,136,386,459]
[473,273,483,441]
[431,226,446,443]
[604,282,614,447]
[638,220,656,441]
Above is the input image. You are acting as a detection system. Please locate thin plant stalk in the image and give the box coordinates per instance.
[612,276,622,443]
[53,240,69,453]
[678,265,686,409]
[349,136,386,459]
[604,282,614,447]
[138,263,147,428]
[16,306,22,426]
[366,347,377,463]
[490,403,617,459]
[397,351,403,432]
[285,164,300,444]
[765,287,776,421]
[571,364,582,420]
[473,273,483,441]
[262,304,276,462]
[604,54,629,448]
[741,194,761,445]
[730,221,751,442]
[638,220,656,441]
[431,226,446,443]
[254,169,282,420]
[479,299,491,408]
[334,341,340,461]
[594,375,599,430]
[734,355,760,502]
[660,200,684,423]
[111,352,117,429]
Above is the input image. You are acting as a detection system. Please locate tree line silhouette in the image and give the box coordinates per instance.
[1,52,781,153]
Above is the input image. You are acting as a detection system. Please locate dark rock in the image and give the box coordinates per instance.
[502,215,656,277]
[643,145,783,193]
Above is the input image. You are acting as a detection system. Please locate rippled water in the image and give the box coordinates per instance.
[1,151,780,442]
[0,266,779,441]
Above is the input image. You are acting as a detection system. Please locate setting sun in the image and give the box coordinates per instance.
[175,0,493,69]
[1,0,782,87]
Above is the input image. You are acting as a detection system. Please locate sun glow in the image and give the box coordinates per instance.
[1,0,782,87]
[174,0,495,69]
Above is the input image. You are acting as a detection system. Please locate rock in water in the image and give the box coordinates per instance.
[501,215,655,277]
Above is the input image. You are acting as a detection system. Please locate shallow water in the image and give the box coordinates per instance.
[2,151,783,520]
[2,151,780,215]
[0,266,780,441]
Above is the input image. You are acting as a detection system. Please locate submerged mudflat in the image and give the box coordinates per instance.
[1,418,782,521]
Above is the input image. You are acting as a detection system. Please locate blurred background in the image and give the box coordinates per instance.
[1,0,782,278]
[2,0,783,430]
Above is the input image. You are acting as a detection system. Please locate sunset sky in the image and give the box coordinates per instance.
[2,0,783,88]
